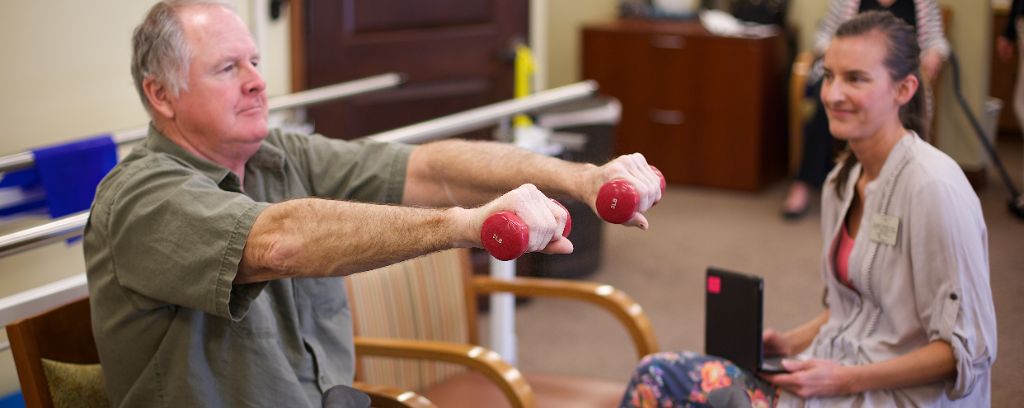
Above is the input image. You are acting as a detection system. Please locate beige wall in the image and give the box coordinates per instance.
[0,0,292,396]
[542,0,620,88]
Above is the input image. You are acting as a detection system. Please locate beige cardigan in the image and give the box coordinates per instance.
[780,134,997,407]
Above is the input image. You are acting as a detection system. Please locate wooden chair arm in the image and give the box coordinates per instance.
[789,50,816,174]
[351,381,437,408]
[472,276,658,360]
[354,337,536,408]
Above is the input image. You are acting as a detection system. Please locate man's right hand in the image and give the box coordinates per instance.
[461,184,572,256]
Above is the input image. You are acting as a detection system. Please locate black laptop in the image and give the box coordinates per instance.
[704,267,786,373]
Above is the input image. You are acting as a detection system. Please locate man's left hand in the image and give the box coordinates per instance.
[585,153,663,229]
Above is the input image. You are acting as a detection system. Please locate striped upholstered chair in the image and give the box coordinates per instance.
[346,248,659,408]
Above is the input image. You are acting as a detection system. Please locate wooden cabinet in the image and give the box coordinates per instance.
[582,19,788,191]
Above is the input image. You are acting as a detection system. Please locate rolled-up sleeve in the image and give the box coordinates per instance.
[909,179,997,399]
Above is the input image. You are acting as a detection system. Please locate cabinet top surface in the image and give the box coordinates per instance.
[583,18,778,41]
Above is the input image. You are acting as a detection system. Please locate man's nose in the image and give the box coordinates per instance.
[243,64,266,95]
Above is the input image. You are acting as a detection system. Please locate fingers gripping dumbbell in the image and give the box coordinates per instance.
[481,200,572,261]
[595,166,666,224]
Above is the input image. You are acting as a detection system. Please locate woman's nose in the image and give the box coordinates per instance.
[821,80,843,105]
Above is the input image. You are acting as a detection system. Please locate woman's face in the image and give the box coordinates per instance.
[820,31,915,142]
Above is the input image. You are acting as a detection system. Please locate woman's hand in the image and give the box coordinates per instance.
[762,328,792,357]
[998,36,1016,63]
[761,359,856,398]
[920,50,944,84]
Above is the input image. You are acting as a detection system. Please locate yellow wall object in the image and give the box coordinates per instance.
[514,44,536,128]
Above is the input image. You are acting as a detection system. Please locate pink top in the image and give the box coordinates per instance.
[835,222,855,289]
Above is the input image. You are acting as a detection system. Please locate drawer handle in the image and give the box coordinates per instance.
[649,109,684,125]
[650,35,685,49]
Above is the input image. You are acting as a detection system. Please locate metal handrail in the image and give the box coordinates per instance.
[0,80,598,259]
[0,212,89,258]
[369,80,598,143]
[0,72,405,174]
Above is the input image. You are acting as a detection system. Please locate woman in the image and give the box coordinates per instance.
[781,0,948,219]
[621,11,996,407]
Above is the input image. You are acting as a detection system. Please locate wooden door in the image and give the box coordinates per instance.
[292,0,528,140]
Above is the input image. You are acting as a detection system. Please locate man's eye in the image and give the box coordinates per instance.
[250,59,260,68]
[221,64,235,73]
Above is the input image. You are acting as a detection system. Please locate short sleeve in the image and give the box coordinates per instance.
[99,158,271,321]
[908,179,997,399]
[270,131,413,203]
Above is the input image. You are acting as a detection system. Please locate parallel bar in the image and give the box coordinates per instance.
[369,81,598,144]
[0,274,88,327]
[0,212,89,258]
[0,73,405,174]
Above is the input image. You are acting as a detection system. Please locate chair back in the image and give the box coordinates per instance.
[345,249,479,392]
[5,297,107,408]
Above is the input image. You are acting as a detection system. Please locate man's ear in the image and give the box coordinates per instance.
[143,77,175,119]
[895,74,920,106]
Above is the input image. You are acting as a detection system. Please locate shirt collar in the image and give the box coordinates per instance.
[143,124,286,191]
[862,131,916,194]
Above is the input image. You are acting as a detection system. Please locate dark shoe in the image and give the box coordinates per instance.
[781,204,809,220]
[781,182,810,221]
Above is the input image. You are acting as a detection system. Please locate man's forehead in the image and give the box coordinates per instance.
[179,5,255,57]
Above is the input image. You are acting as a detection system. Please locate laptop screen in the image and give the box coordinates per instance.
[704,267,765,374]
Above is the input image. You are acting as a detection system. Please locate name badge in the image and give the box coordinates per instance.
[870,214,900,246]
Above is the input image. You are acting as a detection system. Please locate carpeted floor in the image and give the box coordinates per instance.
[481,136,1024,406]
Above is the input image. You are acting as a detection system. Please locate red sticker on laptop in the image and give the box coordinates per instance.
[707,276,721,294]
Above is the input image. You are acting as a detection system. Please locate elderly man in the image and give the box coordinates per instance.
[84,1,662,406]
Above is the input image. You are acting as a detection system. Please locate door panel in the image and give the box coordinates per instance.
[346,0,492,32]
[297,0,527,140]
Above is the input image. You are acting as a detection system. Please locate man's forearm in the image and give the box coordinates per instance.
[237,198,474,283]
[404,139,597,207]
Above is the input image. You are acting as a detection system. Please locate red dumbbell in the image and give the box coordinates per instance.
[595,165,666,224]
[481,200,572,261]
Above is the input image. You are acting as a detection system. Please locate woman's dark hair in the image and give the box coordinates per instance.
[830,11,924,197]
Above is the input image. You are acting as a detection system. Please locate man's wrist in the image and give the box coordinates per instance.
[445,206,478,249]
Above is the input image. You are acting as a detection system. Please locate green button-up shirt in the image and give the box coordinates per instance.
[84,126,412,407]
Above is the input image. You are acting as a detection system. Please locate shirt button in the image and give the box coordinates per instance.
[949,293,958,300]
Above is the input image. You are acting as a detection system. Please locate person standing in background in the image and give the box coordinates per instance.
[997,0,1024,132]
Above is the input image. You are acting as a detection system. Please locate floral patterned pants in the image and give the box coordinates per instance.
[619,351,779,408]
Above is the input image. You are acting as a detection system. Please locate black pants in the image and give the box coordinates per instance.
[795,79,842,189]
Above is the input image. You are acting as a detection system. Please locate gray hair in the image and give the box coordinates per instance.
[131,0,234,115]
